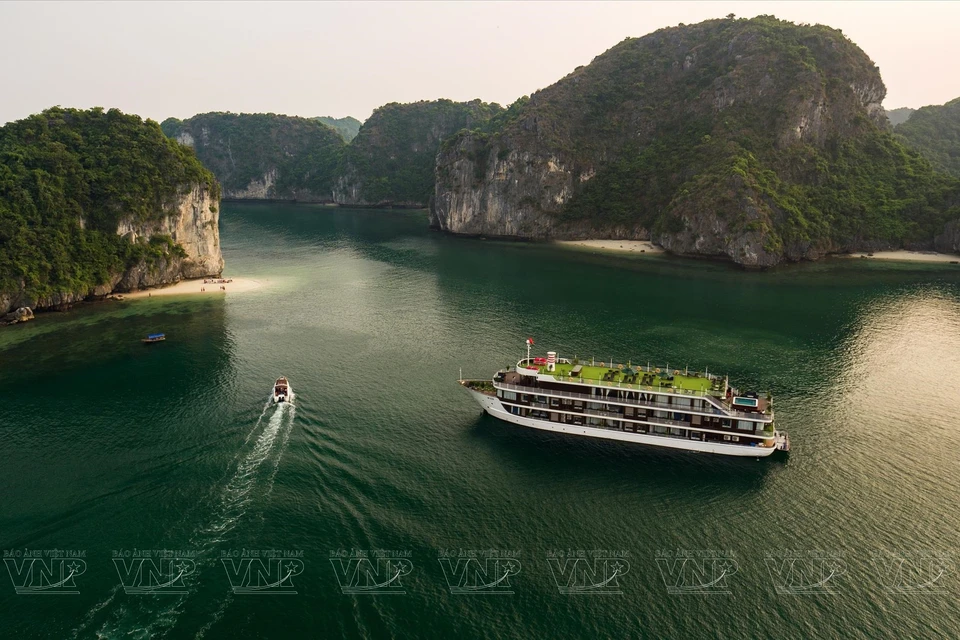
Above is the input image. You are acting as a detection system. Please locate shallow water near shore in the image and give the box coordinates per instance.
[2,203,960,638]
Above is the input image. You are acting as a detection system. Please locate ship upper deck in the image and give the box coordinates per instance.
[509,358,772,419]
[521,360,717,394]
[542,362,715,394]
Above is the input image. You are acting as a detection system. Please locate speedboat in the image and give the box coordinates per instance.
[273,377,292,403]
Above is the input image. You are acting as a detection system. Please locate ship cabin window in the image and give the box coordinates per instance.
[573,401,583,409]
[669,427,685,437]
[674,397,691,408]
[521,394,530,403]
[502,391,517,401]
[723,434,731,441]
[536,395,547,404]
[737,420,755,432]
[653,425,669,435]
[549,397,560,407]
[509,405,521,415]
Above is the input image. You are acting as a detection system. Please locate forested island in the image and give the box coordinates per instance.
[432,15,960,267]
[151,16,959,267]
[895,98,960,177]
[162,100,502,209]
[333,99,502,208]
[316,116,362,142]
[0,107,222,317]
[160,113,346,202]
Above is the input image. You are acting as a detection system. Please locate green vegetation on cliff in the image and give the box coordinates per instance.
[316,115,362,142]
[1,107,217,305]
[337,99,502,206]
[895,97,960,177]
[887,107,915,127]
[435,15,960,264]
[161,113,345,200]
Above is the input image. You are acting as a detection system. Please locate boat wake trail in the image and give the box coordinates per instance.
[205,402,289,540]
[71,401,296,639]
[263,403,296,499]
[243,396,274,446]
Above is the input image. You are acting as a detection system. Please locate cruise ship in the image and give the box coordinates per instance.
[460,349,789,457]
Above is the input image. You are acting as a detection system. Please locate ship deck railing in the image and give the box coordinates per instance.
[521,405,773,442]
[495,380,773,422]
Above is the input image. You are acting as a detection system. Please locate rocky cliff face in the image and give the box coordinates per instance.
[2,185,222,315]
[161,113,345,202]
[334,99,502,208]
[116,184,223,281]
[433,16,958,266]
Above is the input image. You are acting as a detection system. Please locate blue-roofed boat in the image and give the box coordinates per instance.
[142,333,166,344]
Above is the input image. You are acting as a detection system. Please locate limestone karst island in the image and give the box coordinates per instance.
[2,6,960,640]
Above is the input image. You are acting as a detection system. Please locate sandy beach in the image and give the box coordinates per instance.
[115,277,264,300]
[556,239,664,254]
[839,250,960,264]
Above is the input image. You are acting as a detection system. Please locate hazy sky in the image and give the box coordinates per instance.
[1,1,958,125]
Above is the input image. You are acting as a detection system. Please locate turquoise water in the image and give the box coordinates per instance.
[2,203,960,638]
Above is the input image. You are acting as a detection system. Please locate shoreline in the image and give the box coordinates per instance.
[835,250,960,264]
[555,240,959,265]
[111,277,264,300]
[555,239,664,254]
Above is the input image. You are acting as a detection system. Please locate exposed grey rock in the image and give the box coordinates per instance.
[2,307,34,325]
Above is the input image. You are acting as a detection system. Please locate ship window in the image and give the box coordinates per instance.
[503,391,517,401]
[669,428,684,437]
[731,435,739,442]
[536,395,547,404]
[737,420,755,431]
[723,435,731,441]
[550,398,560,407]
[674,397,691,407]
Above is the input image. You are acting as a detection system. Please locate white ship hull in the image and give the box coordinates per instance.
[465,388,777,458]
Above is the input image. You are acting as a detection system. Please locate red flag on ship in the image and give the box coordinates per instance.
[526,337,534,345]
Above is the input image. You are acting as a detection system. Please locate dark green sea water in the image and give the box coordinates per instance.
[3,204,960,639]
